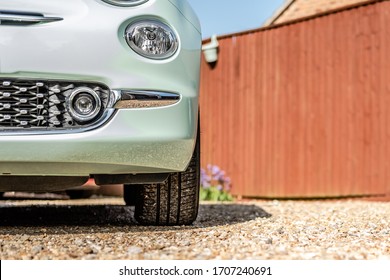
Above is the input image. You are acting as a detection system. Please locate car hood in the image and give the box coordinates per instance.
[0,0,87,17]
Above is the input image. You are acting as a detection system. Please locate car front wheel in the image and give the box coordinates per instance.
[126,129,200,226]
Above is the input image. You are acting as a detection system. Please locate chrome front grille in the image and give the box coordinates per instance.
[0,79,110,130]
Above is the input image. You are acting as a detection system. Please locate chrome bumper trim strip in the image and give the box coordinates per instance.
[0,13,63,25]
[112,90,180,109]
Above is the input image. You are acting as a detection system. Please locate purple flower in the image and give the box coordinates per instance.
[201,164,232,192]
[211,165,221,176]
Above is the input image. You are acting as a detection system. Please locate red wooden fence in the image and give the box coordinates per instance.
[200,0,390,198]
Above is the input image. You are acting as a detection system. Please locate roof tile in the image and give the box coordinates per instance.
[270,0,368,25]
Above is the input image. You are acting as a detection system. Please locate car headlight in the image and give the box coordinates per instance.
[125,20,179,59]
[102,0,148,6]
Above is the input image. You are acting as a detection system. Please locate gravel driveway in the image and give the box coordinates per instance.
[0,197,389,260]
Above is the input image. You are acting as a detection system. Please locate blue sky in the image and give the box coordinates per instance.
[187,0,285,39]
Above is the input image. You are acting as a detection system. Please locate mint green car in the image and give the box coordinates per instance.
[0,0,202,225]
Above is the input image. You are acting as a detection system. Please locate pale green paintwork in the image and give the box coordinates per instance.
[0,0,201,183]
[0,101,198,176]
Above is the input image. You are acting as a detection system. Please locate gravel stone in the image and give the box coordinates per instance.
[0,198,389,259]
[31,245,44,255]
[127,246,142,255]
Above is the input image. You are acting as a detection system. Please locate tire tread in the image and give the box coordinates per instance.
[134,130,200,226]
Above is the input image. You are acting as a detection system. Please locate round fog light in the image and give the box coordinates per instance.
[74,94,95,115]
[67,87,102,123]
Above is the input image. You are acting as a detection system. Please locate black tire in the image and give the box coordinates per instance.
[134,128,200,226]
[123,185,141,206]
[66,189,95,199]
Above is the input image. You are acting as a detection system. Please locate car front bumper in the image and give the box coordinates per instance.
[0,101,198,176]
[0,0,201,177]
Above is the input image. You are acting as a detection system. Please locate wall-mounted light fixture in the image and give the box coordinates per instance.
[202,35,219,63]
